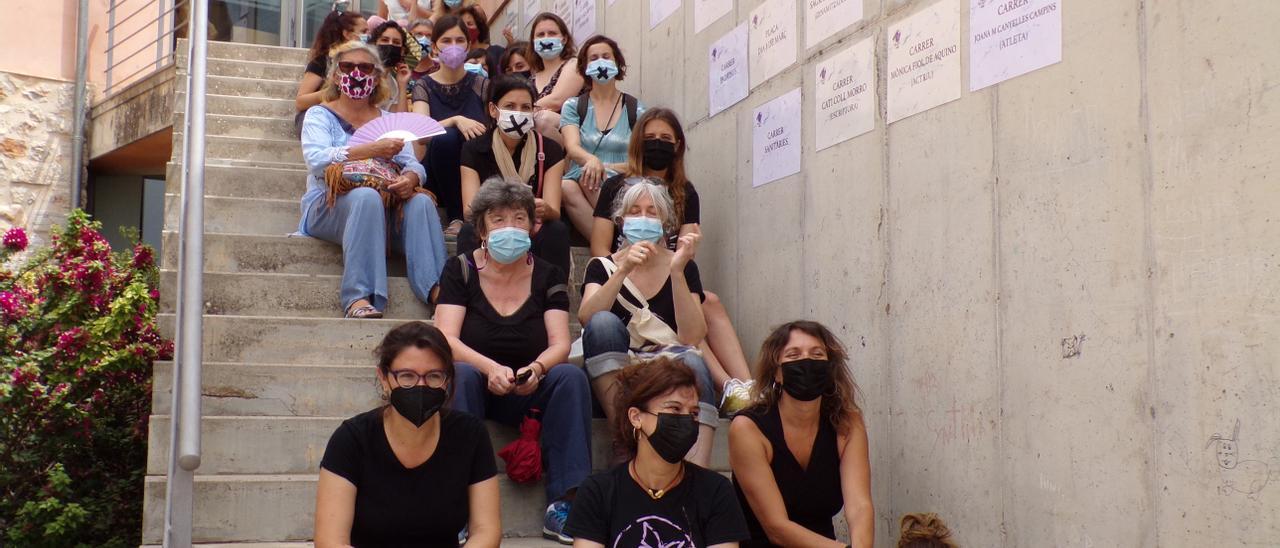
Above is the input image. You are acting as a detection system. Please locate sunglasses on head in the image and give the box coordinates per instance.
[338,61,378,74]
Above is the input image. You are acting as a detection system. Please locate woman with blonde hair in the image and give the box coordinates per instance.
[728,320,873,547]
[298,41,447,318]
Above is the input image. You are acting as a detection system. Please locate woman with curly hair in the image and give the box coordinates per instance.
[728,320,873,547]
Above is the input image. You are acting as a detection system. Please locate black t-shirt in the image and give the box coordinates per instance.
[437,254,569,370]
[305,56,327,78]
[459,129,566,197]
[319,408,497,546]
[582,257,705,338]
[564,462,750,547]
[594,174,702,252]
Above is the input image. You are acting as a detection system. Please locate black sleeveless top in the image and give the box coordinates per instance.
[731,405,843,547]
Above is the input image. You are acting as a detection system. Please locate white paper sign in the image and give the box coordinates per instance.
[651,0,681,28]
[573,0,597,39]
[709,23,749,117]
[694,0,732,34]
[523,0,540,26]
[748,0,797,88]
[804,0,863,49]
[969,0,1061,90]
[552,0,572,22]
[886,0,961,123]
[752,87,803,187]
[814,37,875,150]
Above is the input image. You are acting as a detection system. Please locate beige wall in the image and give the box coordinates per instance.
[507,0,1280,545]
[0,0,109,90]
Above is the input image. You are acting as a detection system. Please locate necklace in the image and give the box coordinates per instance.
[630,459,683,500]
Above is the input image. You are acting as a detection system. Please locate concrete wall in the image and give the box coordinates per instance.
[511,0,1280,545]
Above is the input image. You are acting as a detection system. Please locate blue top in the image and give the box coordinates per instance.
[297,105,427,234]
[559,95,645,182]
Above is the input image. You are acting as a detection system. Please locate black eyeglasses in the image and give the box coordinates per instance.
[338,61,378,74]
[387,369,449,389]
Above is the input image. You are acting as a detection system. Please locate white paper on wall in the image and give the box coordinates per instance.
[748,0,798,88]
[804,0,863,49]
[886,0,961,123]
[651,0,681,28]
[694,0,732,34]
[552,0,572,22]
[708,23,750,117]
[573,0,597,39]
[752,87,803,187]
[969,0,1061,90]
[523,0,540,27]
[813,37,875,150]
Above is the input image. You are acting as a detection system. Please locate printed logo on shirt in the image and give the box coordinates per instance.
[612,515,694,548]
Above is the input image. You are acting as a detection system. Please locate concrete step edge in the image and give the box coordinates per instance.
[173,132,302,147]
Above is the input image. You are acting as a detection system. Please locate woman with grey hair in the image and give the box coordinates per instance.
[576,178,719,468]
[298,40,446,319]
[434,177,592,544]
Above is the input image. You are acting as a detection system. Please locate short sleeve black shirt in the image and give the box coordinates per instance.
[305,56,327,78]
[319,408,497,546]
[594,174,702,252]
[564,463,750,547]
[460,129,566,197]
[437,254,570,370]
[581,257,705,337]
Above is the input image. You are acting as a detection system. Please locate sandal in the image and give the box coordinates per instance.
[345,304,383,319]
[444,219,463,236]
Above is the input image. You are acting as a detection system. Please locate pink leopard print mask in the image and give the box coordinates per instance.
[338,68,374,100]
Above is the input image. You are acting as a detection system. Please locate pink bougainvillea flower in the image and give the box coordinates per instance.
[2,226,27,251]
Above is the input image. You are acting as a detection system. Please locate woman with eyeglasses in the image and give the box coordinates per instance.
[315,321,500,547]
[728,321,873,548]
[564,357,749,548]
[298,41,447,319]
[435,178,592,545]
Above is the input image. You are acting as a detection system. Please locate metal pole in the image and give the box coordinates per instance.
[163,0,208,544]
[106,1,115,93]
[71,0,89,209]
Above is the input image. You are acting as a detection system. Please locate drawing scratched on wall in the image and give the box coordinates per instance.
[1205,419,1279,498]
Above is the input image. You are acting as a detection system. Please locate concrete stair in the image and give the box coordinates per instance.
[147,39,676,545]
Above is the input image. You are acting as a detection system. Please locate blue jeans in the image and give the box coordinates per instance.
[302,187,447,311]
[580,311,718,427]
[451,362,592,502]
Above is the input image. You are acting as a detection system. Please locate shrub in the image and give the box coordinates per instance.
[0,211,170,547]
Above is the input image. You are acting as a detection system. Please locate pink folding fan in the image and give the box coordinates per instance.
[347,112,447,146]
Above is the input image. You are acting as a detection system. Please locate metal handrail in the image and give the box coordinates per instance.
[104,0,186,95]
[104,2,183,54]
[163,0,207,545]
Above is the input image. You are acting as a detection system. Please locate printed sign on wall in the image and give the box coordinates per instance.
[573,0,597,39]
[523,0,540,26]
[886,0,961,123]
[651,0,681,28]
[552,0,572,22]
[694,0,733,34]
[813,37,876,150]
[709,23,750,117]
[804,0,863,49]
[748,0,798,88]
[969,0,1062,90]
[752,87,803,187]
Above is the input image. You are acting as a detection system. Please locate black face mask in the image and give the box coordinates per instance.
[378,44,404,67]
[642,411,699,463]
[642,139,677,172]
[780,358,835,402]
[513,70,533,80]
[389,385,447,427]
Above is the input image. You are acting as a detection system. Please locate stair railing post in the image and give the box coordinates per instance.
[164,0,207,545]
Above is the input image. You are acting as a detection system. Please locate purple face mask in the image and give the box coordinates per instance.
[338,67,375,100]
[438,44,468,69]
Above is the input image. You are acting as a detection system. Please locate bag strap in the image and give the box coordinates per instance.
[458,253,473,285]
[593,257,651,315]
[574,92,591,128]
[534,131,546,198]
[623,93,639,131]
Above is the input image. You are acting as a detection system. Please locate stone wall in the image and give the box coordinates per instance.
[0,72,73,249]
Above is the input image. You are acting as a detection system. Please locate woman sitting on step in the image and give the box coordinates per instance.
[435,178,593,545]
[298,40,448,319]
[590,108,755,411]
[528,12,585,143]
[315,321,500,547]
[457,74,570,279]
[295,10,368,133]
[564,357,750,548]
[577,179,720,468]
[728,321,873,548]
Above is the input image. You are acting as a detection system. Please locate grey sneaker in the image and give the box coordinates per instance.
[542,500,573,545]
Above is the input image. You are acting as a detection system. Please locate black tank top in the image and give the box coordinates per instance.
[731,405,843,547]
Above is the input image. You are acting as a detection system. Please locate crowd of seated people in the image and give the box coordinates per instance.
[296,7,959,547]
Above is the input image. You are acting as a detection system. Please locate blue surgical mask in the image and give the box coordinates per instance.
[415,36,431,53]
[444,0,463,6]
[586,58,619,84]
[534,37,564,59]
[464,62,489,79]
[358,33,370,44]
[486,227,532,264]
[622,216,664,246]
